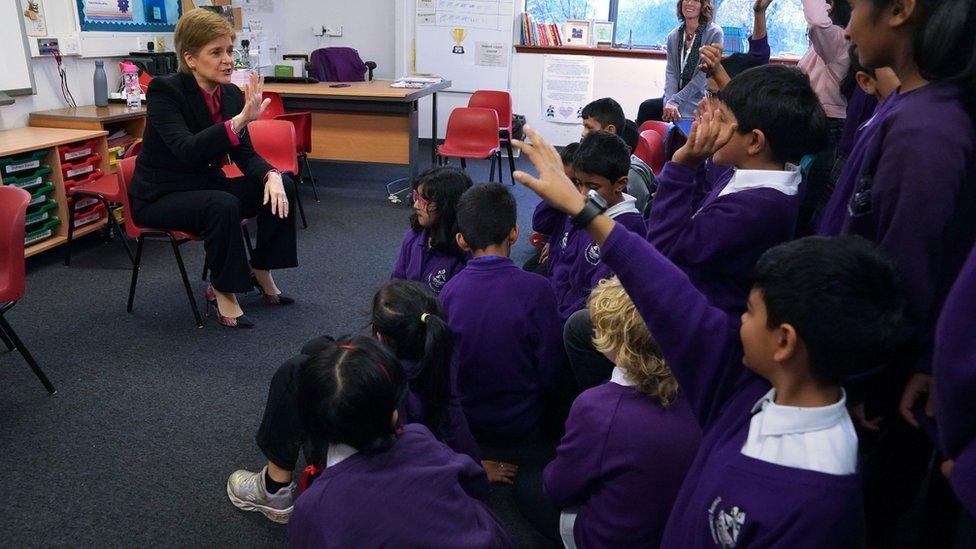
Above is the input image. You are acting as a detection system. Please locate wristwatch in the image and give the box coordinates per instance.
[571,190,608,229]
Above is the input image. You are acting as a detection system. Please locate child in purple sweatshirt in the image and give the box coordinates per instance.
[289,336,513,548]
[513,125,906,548]
[544,131,646,322]
[391,167,472,294]
[647,64,827,316]
[440,184,564,445]
[544,277,701,548]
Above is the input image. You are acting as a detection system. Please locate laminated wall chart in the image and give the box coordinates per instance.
[415,0,516,93]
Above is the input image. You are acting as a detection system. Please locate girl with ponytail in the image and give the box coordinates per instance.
[289,335,513,548]
[818,0,976,544]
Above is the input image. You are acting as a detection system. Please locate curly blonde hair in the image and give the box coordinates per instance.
[589,277,679,406]
[675,0,714,26]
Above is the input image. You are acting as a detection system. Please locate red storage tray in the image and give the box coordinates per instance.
[72,202,106,228]
[59,139,98,163]
[63,169,105,193]
[61,153,102,181]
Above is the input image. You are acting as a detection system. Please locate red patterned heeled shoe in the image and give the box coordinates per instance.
[205,285,255,329]
[251,273,295,305]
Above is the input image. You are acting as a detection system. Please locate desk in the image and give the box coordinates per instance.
[263,80,451,181]
[29,104,146,138]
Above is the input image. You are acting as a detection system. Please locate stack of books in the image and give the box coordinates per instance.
[519,13,564,46]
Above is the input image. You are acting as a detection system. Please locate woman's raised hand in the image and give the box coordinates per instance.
[512,125,587,216]
[233,72,271,131]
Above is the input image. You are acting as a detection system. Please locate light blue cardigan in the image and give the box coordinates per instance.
[663,22,724,118]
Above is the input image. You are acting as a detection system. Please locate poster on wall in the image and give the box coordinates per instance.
[76,0,182,32]
[22,0,49,36]
[542,55,594,124]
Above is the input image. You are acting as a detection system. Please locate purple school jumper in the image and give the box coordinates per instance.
[549,203,646,322]
[934,245,976,517]
[533,200,570,276]
[598,224,864,548]
[819,82,976,373]
[440,256,563,436]
[289,424,513,548]
[543,382,701,547]
[647,161,802,315]
[400,359,481,463]
[391,228,467,294]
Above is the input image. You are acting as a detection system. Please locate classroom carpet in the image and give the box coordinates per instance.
[0,147,558,548]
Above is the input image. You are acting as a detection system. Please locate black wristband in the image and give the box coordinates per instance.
[571,194,607,229]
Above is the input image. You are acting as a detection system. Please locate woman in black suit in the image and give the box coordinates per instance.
[128,9,297,328]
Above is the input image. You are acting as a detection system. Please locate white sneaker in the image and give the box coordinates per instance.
[227,466,295,524]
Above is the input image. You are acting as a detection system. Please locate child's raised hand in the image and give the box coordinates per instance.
[754,0,773,12]
[673,101,737,168]
[698,44,724,76]
[481,460,518,484]
[513,126,587,216]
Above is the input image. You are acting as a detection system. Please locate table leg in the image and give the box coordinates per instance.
[431,92,438,166]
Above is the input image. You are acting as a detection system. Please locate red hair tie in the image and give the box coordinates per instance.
[337,342,391,382]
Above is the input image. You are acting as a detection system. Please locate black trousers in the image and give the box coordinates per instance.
[636,97,665,126]
[255,354,318,471]
[132,174,298,293]
[563,309,614,394]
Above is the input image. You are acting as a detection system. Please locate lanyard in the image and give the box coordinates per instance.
[680,30,693,70]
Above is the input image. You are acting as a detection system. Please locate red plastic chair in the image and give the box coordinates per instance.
[0,186,56,394]
[637,130,667,175]
[118,156,205,328]
[260,92,318,202]
[639,120,671,142]
[247,119,308,228]
[436,107,503,183]
[64,170,135,266]
[468,90,515,184]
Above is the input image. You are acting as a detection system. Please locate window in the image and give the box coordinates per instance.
[525,0,810,57]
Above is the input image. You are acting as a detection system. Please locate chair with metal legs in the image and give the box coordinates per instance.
[0,186,57,394]
[117,156,205,328]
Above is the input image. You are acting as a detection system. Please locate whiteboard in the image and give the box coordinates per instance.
[0,0,37,95]
[415,0,516,93]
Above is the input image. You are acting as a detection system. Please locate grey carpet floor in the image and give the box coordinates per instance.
[0,148,557,548]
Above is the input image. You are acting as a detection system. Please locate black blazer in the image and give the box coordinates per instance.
[128,72,274,201]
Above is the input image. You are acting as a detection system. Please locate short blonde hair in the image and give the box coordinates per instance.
[174,9,235,73]
[589,277,679,406]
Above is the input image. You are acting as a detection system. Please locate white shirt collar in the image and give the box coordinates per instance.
[610,366,637,387]
[718,164,802,198]
[326,443,359,467]
[605,193,640,219]
[749,388,849,436]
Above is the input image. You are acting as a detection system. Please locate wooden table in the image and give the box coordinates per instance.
[263,79,451,181]
[29,104,147,138]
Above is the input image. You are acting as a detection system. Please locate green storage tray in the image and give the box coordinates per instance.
[26,200,58,225]
[4,165,52,192]
[28,183,55,207]
[1,150,48,176]
[24,217,60,247]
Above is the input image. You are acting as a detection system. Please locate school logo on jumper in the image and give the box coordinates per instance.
[585,243,601,265]
[708,497,746,548]
[428,269,449,293]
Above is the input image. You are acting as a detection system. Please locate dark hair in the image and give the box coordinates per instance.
[753,235,906,383]
[869,0,976,90]
[581,98,626,135]
[721,53,766,81]
[573,131,632,183]
[840,45,871,99]
[560,142,580,166]
[371,280,453,439]
[675,0,713,25]
[410,167,472,257]
[829,0,852,27]
[456,184,517,251]
[719,64,828,163]
[297,336,407,453]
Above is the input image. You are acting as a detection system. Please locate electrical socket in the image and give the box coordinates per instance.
[325,25,343,37]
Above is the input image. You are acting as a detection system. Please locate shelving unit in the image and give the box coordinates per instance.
[29,105,146,174]
[0,127,111,258]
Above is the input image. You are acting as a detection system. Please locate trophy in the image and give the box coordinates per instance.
[451,28,466,54]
